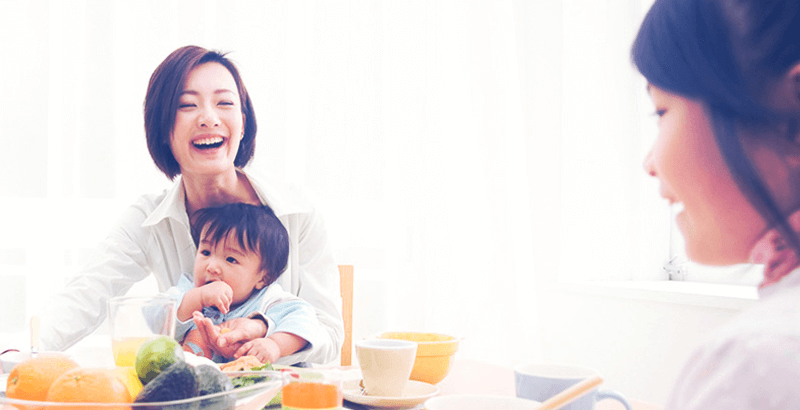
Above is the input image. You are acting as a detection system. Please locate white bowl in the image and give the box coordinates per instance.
[425,394,541,410]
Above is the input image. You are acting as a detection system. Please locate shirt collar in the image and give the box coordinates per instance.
[140,167,311,228]
[242,167,312,217]
[141,176,190,228]
[759,266,800,299]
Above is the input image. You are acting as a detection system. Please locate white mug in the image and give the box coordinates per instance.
[515,364,631,410]
[356,339,417,397]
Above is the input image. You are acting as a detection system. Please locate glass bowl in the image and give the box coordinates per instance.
[0,370,282,409]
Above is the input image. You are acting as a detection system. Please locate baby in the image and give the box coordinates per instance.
[171,203,319,364]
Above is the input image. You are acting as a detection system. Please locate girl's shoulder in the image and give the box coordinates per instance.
[668,313,800,409]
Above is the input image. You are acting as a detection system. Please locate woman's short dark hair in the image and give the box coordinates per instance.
[631,0,800,256]
[191,203,289,284]
[144,45,257,179]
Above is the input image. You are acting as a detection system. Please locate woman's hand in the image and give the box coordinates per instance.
[191,312,268,358]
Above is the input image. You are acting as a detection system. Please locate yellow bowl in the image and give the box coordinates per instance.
[378,332,459,384]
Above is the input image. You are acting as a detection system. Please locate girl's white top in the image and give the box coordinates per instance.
[666,266,800,409]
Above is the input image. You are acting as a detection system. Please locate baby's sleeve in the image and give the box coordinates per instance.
[163,274,195,341]
[246,283,322,365]
[264,298,320,348]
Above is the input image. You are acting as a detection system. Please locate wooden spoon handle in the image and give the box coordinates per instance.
[537,375,603,410]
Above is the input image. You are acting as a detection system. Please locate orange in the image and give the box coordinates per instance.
[110,366,143,399]
[46,367,131,409]
[6,355,79,402]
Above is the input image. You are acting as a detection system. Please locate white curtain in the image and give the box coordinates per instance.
[1,0,545,365]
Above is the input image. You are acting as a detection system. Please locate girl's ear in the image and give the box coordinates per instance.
[789,63,800,110]
[769,63,800,113]
[795,75,800,108]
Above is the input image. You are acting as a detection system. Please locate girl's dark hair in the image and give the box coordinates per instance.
[632,0,800,256]
[144,45,257,179]
[191,203,289,284]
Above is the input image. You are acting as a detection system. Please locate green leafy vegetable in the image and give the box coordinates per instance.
[230,363,275,389]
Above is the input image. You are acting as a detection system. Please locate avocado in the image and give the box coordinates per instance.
[134,361,200,410]
[195,364,235,410]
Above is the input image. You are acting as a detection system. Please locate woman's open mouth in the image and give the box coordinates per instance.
[193,136,225,150]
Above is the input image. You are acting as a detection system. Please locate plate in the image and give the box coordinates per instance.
[343,380,439,409]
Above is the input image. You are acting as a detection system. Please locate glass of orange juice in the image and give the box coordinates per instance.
[281,369,343,410]
[108,295,177,367]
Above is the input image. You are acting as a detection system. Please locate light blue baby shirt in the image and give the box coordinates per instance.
[168,275,320,363]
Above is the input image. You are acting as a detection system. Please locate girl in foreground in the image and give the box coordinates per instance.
[634,0,800,407]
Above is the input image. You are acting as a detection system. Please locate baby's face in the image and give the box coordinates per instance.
[193,229,267,306]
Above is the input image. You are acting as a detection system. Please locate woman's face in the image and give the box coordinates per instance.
[171,62,245,177]
[643,85,773,265]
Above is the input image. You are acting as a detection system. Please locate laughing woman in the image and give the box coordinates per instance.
[634,0,800,408]
[38,46,344,365]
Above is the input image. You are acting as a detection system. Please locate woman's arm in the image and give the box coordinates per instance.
[38,205,153,351]
[39,186,197,352]
[245,170,344,364]
[280,207,345,364]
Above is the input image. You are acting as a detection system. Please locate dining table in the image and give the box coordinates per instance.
[340,358,662,410]
[3,335,661,410]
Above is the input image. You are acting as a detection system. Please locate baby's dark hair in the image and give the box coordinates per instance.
[191,203,289,284]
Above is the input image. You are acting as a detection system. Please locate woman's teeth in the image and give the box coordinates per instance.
[193,136,224,149]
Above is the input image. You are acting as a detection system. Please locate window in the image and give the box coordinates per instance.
[666,206,762,286]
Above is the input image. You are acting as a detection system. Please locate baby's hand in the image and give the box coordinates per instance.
[200,281,233,314]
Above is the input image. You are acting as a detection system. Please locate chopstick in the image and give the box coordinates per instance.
[30,316,39,357]
[536,375,603,410]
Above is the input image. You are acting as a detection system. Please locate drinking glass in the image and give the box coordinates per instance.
[108,295,177,367]
[281,369,343,409]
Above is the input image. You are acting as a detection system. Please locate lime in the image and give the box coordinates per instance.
[135,335,185,385]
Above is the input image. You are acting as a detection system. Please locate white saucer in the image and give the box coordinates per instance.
[343,380,439,408]
[425,394,541,410]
